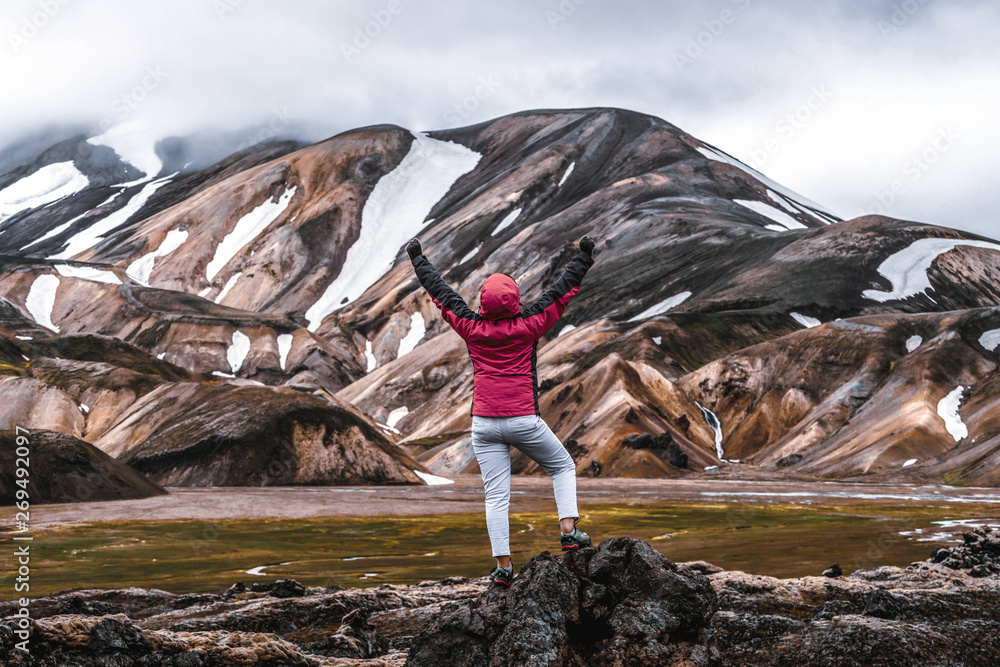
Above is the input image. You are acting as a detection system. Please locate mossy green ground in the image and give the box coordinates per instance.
[3,502,992,597]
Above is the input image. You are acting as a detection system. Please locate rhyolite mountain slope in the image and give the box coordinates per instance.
[0,107,998,489]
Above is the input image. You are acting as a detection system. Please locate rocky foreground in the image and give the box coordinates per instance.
[2,532,1000,666]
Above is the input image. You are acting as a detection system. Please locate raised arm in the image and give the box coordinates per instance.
[520,236,596,340]
[407,239,479,340]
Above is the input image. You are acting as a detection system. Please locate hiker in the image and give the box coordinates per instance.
[406,235,596,586]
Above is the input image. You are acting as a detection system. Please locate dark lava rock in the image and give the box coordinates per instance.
[0,428,166,505]
[928,526,1000,577]
[862,587,902,619]
[776,453,803,467]
[621,432,688,469]
[250,578,306,598]
[405,536,717,666]
[822,563,843,578]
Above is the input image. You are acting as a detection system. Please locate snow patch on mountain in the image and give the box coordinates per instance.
[227,330,251,374]
[937,386,967,442]
[0,162,90,220]
[387,406,409,428]
[216,272,241,303]
[276,333,293,371]
[365,340,377,372]
[126,228,189,285]
[397,311,426,358]
[304,132,481,331]
[735,199,807,231]
[902,458,917,467]
[627,291,691,322]
[559,324,576,337]
[460,246,480,263]
[906,335,923,353]
[206,187,295,282]
[54,264,121,284]
[26,274,60,332]
[696,401,725,460]
[978,328,1000,352]
[862,238,1000,302]
[48,174,174,260]
[790,312,821,328]
[88,124,163,181]
[697,144,839,218]
[414,469,455,485]
[492,207,522,236]
[558,162,575,187]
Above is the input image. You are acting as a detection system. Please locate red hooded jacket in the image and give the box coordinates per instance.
[411,249,594,416]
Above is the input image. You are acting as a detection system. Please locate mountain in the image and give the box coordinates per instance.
[0,107,997,492]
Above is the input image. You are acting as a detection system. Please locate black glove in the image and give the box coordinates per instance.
[405,238,422,260]
[579,236,595,257]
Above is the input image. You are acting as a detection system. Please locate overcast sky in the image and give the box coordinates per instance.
[2,0,997,237]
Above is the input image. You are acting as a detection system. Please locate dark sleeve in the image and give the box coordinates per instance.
[520,250,594,340]
[411,254,480,340]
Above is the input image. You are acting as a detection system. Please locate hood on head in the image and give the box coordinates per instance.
[479,273,521,320]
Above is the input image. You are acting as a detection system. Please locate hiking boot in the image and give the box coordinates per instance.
[561,527,591,550]
[489,564,513,586]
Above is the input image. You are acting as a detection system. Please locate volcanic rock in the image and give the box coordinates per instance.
[0,428,165,504]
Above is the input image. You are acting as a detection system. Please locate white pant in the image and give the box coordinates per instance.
[471,414,579,557]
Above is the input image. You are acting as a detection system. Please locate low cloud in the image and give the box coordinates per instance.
[1,0,996,236]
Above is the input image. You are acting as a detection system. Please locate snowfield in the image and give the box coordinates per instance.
[54,263,122,284]
[25,274,61,332]
[227,330,251,374]
[696,144,839,219]
[88,124,163,182]
[276,333,293,371]
[906,335,923,353]
[387,406,409,428]
[628,291,692,322]
[49,174,174,260]
[206,187,295,282]
[215,272,241,303]
[491,207,522,236]
[735,199,807,231]
[0,162,90,220]
[790,312,822,328]
[397,312,426,358]
[937,386,968,442]
[979,328,1000,352]
[126,228,189,285]
[862,238,1000,302]
[304,132,481,331]
[414,469,455,485]
[558,162,575,186]
[125,229,188,287]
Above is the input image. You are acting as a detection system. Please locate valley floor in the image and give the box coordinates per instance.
[12,474,1000,531]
